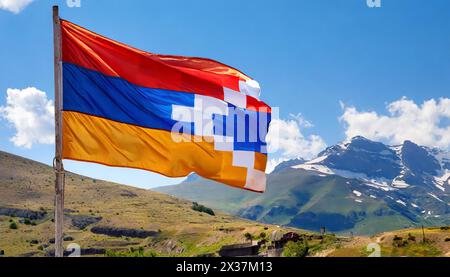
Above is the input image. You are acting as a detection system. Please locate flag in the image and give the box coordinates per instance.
[60,20,271,192]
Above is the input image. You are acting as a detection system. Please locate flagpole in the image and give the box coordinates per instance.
[52,5,65,258]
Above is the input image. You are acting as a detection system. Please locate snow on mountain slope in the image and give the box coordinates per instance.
[432,148,450,190]
[292,162,394,191]
[290,136,450,195]
[434,172,450,187]
[158,136,450,235]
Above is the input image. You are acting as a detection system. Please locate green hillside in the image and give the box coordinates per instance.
[0,150,297,257]
[156,168,446,235]
[1,150,449,257]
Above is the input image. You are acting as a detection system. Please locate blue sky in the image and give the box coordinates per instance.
[1,0,450,189]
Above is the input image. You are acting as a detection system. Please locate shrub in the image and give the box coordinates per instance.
[283,241,309,257]
[30,240,39,245]
[244,232,253,242]
[24,218,31,225]
[393,235,408,247]
[259,232,266,239]
[191,202,215,216]
[9,222,18,230]
[105,247,158,257]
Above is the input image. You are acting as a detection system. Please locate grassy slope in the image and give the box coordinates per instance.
[1,150,449,257]
[157,169,421,235]
[155,180,256,213]
[326,227,450,257]
[0,151,298,257]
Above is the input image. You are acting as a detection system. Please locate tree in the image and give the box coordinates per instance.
[283,241,309,257]
[9,222,18,230]
[244,232,253,243]
[191,202,215,216]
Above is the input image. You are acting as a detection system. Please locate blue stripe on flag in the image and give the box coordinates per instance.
[63,62,194,134]
[63,62,269,154]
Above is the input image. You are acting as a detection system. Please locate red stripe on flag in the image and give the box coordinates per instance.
[61,19,271,112]
[61,20,222,99]
[156,54,252,92]
[246,95,272,113]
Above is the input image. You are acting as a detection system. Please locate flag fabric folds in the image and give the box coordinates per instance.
[60,20,271,192]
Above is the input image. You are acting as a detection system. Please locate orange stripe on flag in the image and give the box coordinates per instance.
[62,111,266,191]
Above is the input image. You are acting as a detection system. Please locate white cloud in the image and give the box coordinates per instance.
[0,0,33,14]
[289,113,313,128]
[340,97,450,149]
[266,114,326,173]
[0,87,54,148]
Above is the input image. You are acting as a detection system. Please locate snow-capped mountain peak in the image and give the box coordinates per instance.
[291,136,450,193]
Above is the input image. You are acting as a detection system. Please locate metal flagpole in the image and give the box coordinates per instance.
[52,5,65,258]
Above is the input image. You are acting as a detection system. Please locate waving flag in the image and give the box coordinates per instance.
[60,20,271,192]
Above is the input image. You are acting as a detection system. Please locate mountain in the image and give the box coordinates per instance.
[156,136,450,235]
[0,150,295,257]
[271,158,305,174]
